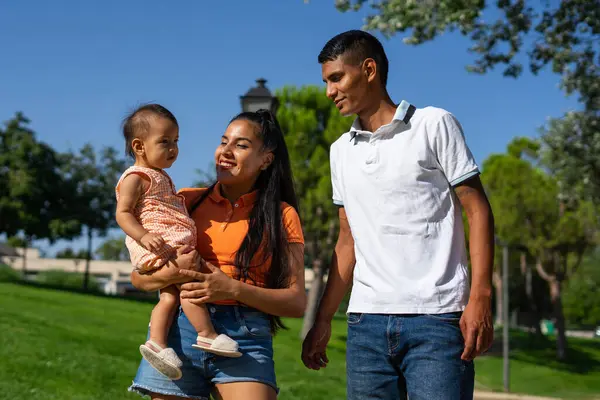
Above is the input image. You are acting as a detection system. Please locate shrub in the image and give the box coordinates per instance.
[0,264,21,282]
[36,269,102,293]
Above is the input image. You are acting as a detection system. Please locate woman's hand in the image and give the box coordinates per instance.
[131,246,199,292]
[179,261,239,304]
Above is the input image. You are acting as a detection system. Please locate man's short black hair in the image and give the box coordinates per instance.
[318,30,389,86]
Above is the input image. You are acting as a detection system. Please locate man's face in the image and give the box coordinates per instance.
[321,56,368,116]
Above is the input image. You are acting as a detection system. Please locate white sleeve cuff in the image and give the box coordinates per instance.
[450,169,480,186]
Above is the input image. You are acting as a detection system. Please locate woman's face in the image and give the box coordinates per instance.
[214,119,273,188]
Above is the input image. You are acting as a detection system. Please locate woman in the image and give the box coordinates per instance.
[128,109,307,400]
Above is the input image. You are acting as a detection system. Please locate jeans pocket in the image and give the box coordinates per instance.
[347,313,364,325]
[241,311,272,338]
[423,312,462,323]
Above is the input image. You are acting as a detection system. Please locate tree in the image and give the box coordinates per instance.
[481,138,548,328]
[533,197,597,359]
[62,144,127,291]
[55,248,77,259]
[6,236,28,248]
[55,248,92,260]
[275,85,353,338]
[541,112,600,204]
[0,113,80,275]
[482,136,597,359]
[95,236,129,261]
[333,0,599,111]
[562,249,600,328]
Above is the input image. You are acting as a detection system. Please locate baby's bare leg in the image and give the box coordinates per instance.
[176,254,218,339]
[180,297,218,340]
[149,284,180,348]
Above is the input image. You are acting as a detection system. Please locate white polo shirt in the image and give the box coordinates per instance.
[330,100,479,314]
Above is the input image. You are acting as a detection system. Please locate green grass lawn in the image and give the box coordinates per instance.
[1,282,599,400]
[475,329,600,399]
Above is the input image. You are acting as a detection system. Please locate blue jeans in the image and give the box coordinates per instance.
[129,304,277,400]
[346,312,474,400]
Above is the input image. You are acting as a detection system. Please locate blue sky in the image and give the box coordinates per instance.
[0,0,579,255]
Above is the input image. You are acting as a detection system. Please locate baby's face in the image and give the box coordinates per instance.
[142,117,179,169]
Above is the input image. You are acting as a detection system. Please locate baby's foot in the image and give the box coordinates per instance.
[139,340,183,380]
[192,334,242,358]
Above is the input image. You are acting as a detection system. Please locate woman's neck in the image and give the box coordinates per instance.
[219,182,255,204]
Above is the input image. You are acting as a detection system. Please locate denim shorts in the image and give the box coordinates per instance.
[128,304,277,400]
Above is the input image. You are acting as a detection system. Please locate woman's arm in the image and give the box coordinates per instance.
[235,243,306,317]
[130,247,199,292]
[180,243,307,318]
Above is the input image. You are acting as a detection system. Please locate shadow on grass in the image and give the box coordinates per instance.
[486,330,600,375]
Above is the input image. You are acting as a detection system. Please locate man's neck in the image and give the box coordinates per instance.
[357,94,397,133]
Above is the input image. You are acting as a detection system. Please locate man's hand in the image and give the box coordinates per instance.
[460,297,494,361]
[301,319,332,370]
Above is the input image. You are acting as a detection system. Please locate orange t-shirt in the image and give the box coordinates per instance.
[178,183,304,304]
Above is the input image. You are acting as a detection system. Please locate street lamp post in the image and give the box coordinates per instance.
[240,78,279,114]
[496,237,510,393]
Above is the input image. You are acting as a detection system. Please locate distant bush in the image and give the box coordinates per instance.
[563,252,600,328]
[36,269,102,293]
[0,264,21,282]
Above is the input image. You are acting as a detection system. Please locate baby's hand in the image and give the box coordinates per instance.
[140,233,165,252]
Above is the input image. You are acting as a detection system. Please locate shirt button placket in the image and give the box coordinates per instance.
[366,137,377,164]
[221,204,234,231]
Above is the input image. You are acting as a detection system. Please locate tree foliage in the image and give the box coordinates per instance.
[275,85,353,336]
[277,85,352,263]
[55,248,93,260]
[36,269,101,293]
[95,236,129,261]
[61,144,127,290]
[481,136,598,359]
[334,0,600,111]
[541,112,600,204]
[0,113,80,243]
[563,250,600,328]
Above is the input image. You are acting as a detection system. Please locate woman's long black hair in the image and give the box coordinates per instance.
[189,109,300,334]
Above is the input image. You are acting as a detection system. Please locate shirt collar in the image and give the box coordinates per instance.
[349,100,415,142]
[209,182,258,207]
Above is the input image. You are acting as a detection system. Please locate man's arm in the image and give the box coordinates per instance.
[301,207,356,370]
[454,175,495,360]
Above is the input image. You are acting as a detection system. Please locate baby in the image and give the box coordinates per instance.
[115,104,241,380]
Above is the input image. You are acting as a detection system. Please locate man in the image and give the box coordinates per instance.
[301,30,495,400]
